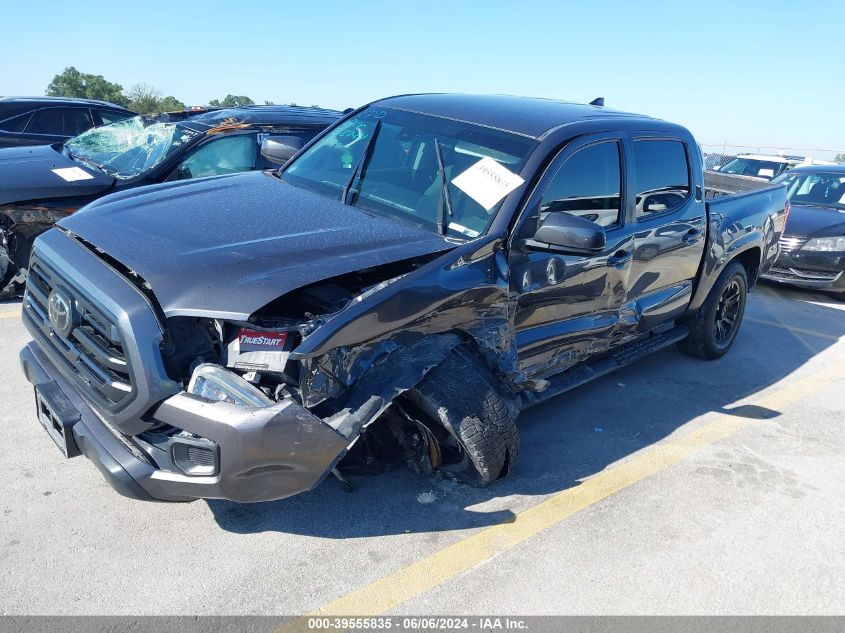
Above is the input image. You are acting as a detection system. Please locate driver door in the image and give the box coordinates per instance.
[509,133,637,379]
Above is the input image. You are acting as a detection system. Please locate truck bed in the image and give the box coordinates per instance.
[704,170,777,198]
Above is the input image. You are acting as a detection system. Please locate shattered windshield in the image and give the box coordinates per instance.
[281,107,535,239]
[65,116,201,180]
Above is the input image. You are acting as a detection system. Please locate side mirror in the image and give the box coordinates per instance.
[260,135,303,165]
[532,211,606,254]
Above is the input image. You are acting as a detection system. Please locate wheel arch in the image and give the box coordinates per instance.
[689,235,764,312]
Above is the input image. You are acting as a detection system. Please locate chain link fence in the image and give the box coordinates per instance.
[700,144,845,176]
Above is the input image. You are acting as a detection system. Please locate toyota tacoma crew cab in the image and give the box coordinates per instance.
[19,94,788,502]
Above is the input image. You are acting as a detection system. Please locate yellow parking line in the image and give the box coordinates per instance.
[278,362,845,630]
[0,312,20,319]
[746,316,841,341]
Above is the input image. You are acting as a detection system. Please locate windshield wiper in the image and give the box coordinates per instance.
[342,120,382,206]
[65,147,111,176]
[433,138,454,235]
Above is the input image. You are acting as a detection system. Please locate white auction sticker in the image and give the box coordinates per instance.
[451,156,525,211]
[52,167,94,182]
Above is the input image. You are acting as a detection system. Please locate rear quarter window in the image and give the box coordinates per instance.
[0,113,31,133]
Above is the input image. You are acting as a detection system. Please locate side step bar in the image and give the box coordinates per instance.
[520,325,690,409]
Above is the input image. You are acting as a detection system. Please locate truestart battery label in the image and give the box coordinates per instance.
[226,328,292,374]
[236,328,288,352]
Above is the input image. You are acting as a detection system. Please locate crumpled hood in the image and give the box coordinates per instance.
[60,171,455,320]
[0,144,114,205]
[784,203,845,239]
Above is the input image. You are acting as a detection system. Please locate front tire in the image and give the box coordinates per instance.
[406,349,519,486]
[679,261,748,360]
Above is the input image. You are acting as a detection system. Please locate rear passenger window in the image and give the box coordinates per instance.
[633,139,690,219]
[26,108,93,136]
[26,109,65,135]
[539,141,622,229]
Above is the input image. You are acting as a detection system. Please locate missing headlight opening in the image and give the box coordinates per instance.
[156,255,471,484]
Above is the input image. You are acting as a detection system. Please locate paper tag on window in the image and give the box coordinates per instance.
[52,167,94,182]
[451,157,525,211]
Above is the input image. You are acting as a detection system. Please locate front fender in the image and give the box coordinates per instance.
[290,235,516,408]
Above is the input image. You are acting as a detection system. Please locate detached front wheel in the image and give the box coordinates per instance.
[406,349,519,486]
[680,261,748,360]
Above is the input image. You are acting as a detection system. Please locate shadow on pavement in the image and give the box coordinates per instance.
[207,289,845,537]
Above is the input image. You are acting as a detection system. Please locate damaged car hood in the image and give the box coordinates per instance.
[782,203,845,239]
[0,144,114,205]
[59,171,456,320]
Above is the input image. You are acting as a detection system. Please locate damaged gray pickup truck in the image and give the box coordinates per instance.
[19,94,788,502]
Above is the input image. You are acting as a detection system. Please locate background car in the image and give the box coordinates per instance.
[0,105,341,296]
[0,96,135,148]
[712,154,801,181]
[761,164,845,299]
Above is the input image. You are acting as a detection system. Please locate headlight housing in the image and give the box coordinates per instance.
[801,236,845,252]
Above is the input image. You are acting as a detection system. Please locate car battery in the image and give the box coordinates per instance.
[224,327,294,376]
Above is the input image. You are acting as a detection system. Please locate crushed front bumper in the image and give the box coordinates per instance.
[20,341,350,502]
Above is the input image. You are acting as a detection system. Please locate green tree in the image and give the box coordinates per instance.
[46,66,129,107]
[835,152,845,164]
[126,83,162,114]
[158,95,186,112]
[209,95,255,107]
[126,85,186,114]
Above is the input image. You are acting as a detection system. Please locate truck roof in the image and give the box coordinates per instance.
[373,93,657,140]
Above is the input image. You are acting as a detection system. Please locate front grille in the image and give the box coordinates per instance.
[779,236,806,253]
[767,266,841,282]
[24,257,135,412]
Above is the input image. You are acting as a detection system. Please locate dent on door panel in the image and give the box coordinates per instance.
[510,231,634,380]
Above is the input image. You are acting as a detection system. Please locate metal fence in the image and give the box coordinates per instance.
[700,144,845,174]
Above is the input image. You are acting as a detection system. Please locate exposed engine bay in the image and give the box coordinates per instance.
[155,257,462,479]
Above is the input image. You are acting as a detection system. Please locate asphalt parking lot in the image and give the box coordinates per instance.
[1,282,843,617]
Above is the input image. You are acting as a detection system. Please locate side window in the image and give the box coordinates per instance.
[167,135,256,181]
[633,139,690,219]
[97,110,132,126]
[0,113,31,133]
[26,108,93,136]
[26,108,65,135]
[63,108,94,136]
[538,140,622,229]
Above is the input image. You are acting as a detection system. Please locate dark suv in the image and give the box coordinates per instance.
[0,97,135,148]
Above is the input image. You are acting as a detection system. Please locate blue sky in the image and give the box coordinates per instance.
[2,0,843,156]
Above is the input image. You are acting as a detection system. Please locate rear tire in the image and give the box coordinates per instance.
[407,349,519,486]
[679,261,748,360]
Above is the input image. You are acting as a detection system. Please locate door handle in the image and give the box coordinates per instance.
[682,229,703,245]
[607,250,632,268]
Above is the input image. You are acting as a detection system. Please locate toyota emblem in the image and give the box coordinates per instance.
[47,288,76,337]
